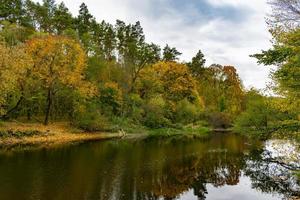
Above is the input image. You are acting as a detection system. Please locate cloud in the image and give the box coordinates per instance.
[34,0,273,89]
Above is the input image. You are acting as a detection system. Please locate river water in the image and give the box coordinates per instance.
[0,133,299,200]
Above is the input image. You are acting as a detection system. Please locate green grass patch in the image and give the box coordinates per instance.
[147,122,212,139]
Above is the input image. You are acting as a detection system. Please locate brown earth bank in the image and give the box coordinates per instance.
[0,122,123,149]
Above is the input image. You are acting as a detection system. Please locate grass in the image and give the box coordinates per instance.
[147,123,212,139]
[107,117,212,137]
[0,119,213,149]
[109,117,149,134]
[0,122,123,148]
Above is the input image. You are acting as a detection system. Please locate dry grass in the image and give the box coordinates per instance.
[0,122,123,148]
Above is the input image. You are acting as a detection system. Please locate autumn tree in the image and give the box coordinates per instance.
[136,61,204,126]
[25,35,96,125]
[0,42,32,117]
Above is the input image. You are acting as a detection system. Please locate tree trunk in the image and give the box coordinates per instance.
[44,89,52,125]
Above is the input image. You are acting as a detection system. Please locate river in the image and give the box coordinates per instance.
[0,133,299,200]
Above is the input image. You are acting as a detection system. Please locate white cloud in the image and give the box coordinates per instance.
[33,0,273,89]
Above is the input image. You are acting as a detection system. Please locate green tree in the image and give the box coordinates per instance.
[0,0,30,26]
[76,3,94,37]
[116,20,161,91]
[162,44,181,61]
[234,89,275,135]
[26,0,57,32]
[53,2,74,34]
[187,50,206,77]
[252,29,300,112]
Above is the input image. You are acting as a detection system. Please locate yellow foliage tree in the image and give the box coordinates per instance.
[0,42,32,116]
[25,36,96,125]
[138,61,204,110]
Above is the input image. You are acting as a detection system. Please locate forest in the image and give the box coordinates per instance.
[0,0,299,141]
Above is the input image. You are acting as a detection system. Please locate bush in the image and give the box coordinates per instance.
[208,112,232,129]
[142,96,170,128]
[124,93,144,121]
[99,82,123,115]
[72,103,110,132]
[174,99,201,124]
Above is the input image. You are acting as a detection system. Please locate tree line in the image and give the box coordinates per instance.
[0,0,298,138]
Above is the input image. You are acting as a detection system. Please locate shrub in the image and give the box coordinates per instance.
[124,93,144,121]
[174,99,201,124]
[99,82,123,115]
[208,112,232,129]
[142,96,170,128]
[72,103,110,132]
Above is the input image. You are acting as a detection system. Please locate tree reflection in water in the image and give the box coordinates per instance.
[244,142,300,199]
[0,133,299,200]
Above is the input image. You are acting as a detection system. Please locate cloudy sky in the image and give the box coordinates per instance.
[37,0,274,89]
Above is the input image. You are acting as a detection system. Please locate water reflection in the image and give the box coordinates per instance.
[0,133,298,200]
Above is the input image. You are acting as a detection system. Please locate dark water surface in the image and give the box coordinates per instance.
[0,133,299,200]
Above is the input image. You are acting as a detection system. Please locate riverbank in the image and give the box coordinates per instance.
[0,121,212,149]
[0,122,124,148]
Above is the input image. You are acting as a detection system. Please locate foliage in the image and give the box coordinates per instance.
[99,82,123,115]
[72,102,110,132]
[247,0,300,139]
[142,96,170,128]
[174,99,202,124]
[25,35,96,124]
[187,50,206,77]
[234,90,273,133]
[162,44,182,61]
[0,42,32,116]
[208,112,232,129]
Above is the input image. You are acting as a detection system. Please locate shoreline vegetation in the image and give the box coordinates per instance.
[0,121,213,149]
[0,122,123,148]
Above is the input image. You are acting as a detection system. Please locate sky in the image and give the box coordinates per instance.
[36,0,273,89]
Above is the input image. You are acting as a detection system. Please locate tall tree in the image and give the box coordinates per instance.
[92,20,116,60]
[116,20,161,91]
[162,44,181,61]
[76,3,94,37]
[53,2,74,34]
[188,50,206,77]
[26,0,57,32]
